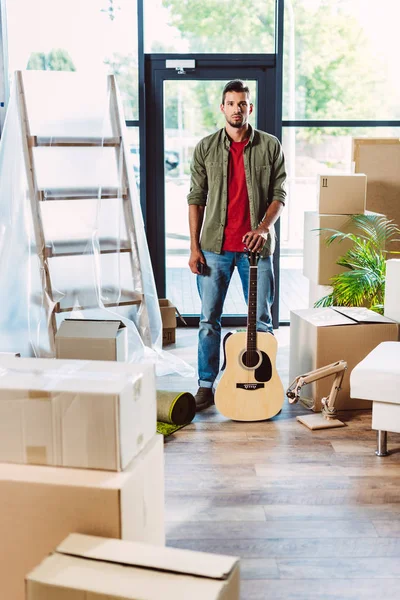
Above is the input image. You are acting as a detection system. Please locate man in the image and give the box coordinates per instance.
[187,79,287,412]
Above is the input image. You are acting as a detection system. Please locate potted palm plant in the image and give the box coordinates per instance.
[314,213,400,314]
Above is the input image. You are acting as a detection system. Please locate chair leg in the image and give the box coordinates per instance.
[376,430,389,457]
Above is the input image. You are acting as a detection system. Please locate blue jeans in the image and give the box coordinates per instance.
[197,250,274,388]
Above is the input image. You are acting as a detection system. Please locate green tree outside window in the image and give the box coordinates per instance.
[27,49,76,72]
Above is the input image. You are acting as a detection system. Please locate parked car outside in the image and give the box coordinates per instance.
[130,146,179,183]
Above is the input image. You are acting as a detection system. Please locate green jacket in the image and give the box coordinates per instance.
[187,125,286,257]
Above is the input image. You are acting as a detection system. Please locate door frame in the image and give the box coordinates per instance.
[143,53,281,327]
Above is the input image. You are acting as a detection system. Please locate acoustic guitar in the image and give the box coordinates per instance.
[214,251,284,421]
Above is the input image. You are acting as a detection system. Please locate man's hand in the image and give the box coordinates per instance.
[242,225,269,252]
[189,248,205,274]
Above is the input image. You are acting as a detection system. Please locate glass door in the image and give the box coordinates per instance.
[164,79,257,317]
[144,55,279,325]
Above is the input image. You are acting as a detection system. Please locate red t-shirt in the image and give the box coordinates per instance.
[222,139,251,252]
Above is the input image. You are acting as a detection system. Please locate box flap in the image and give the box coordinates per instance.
[290,308,355,327]
[290,307,396,328]
[318,173,366,178]
[27,552,231,600]
[57,534,238,581]
[158,299,174,309]
[56,320,125,340]
[332,307,396,324]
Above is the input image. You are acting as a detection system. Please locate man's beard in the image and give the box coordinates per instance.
[227,116,246,128]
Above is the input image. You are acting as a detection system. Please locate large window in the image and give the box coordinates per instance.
[4,0,398,323]
[283,0,400,121]
[281,126,400,254]
[144,0,276,54]
[5,0,138,120]
[281,0,400,320]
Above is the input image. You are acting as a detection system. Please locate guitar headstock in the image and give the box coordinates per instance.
[246,248,260,266]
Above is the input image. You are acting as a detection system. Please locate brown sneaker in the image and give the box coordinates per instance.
[194,387,214,412]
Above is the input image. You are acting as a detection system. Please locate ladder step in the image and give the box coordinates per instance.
[52,290,142,313]
[39,188,127,201]
[45,240,131,258]
[31,136,121,147]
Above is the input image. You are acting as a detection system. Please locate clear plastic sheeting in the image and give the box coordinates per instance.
[24,71,114,139]
[33,147,121,192]
[0,70,193,378]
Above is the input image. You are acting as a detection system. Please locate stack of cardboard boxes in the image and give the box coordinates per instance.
[290,175,399,411]
[0,355,164,600]
[303,173,367,304]
[0,323,240,600]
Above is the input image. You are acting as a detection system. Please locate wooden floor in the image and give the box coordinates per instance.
[157,327,400,600]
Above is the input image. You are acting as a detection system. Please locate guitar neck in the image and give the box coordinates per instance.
[247,264,257,352]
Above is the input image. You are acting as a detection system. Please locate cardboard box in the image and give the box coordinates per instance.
[353,138,400,253]
[317,174,366,214]
[26,533,240,600]
[159,299,177,345]
[384,259,400,323]
[0,434,165,600]
[303,211,380,285]
[0,356,156,470]
[55,319,128,361]
[289,307,398,411]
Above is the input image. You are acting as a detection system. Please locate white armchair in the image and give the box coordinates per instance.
[350,341,400,456]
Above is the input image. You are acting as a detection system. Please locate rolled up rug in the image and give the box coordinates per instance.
[156,390,196,436]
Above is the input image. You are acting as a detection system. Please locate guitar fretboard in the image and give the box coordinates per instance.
[247,265,257,353]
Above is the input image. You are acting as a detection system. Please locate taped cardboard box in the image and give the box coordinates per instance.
[159,298,177,345]
[0,434,165,600]
[26,533,239,600]
[317,173,366,215]
[55,319,128,361]
[303,211,381,285]
[289,307,398,411]
[0,356,156,470]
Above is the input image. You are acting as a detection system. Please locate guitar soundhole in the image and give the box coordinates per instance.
[242,350,260,369]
